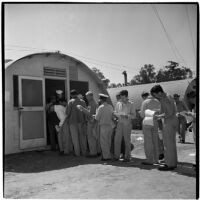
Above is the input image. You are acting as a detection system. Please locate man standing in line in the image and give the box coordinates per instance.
[173,94,188,143]
[50,102,72,155]
[151,85,178,171]
[141,92,164,161]
[85,91,99,157]
[95,94,114,161]
[114,90,135,162]
[66,90,87,157]
[46,95,59,151]
[140,92,161,165]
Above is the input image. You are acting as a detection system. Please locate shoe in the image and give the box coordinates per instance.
[123,158,131,162]
[86,154,98,158]
[158,160,165,164]
[142,161,153,165]
[63,153,70,156]
[158,165,176,171]
[59,151,64,155]
[101,158,111,161]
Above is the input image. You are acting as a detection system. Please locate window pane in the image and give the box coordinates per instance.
[22,79,43,107]
[22,111,44,140]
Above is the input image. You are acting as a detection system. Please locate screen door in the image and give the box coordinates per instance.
[18,76,46,149]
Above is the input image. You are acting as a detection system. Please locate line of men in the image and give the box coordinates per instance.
[46,89,134,161]
[140,84,196,171]
[46,84,196,171]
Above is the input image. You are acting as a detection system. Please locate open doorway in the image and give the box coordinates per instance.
[45,78,66,145]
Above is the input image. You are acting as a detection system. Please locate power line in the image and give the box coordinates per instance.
[5,45,137,73]
[5,44,49,51]
[75,56,137,73]
[151,5,186,65]
[185,5,196,59]
[5,44,137,72]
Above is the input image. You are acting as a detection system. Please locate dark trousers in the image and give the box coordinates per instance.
[111,128,126,155]
[48,123,57,150]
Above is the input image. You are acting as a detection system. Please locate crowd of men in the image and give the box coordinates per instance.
[46,83,196,171]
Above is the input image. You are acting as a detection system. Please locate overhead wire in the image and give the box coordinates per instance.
[185,5,196,59]
[5,44,137,73]
[151,5,187,65]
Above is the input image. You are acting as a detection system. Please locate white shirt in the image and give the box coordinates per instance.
[54,105,66,127]
[115,101,135,123]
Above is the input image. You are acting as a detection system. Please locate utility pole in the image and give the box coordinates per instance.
[122,70,127,86]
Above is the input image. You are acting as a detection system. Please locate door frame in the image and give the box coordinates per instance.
[18,75,47,149]
[44,76,68,146]
[44,76,68,100]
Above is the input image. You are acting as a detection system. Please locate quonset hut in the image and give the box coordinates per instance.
[5,52,111,154]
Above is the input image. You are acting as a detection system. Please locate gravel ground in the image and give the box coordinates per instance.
[4,131,196,199]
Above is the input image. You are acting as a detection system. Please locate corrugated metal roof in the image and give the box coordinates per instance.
[108,79,193,109]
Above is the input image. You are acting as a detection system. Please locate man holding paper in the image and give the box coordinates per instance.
[140,94,161,165]
[114,90,135,162]
[150,85,178,171]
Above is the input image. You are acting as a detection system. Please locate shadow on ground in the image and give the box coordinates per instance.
[4,150,196,178]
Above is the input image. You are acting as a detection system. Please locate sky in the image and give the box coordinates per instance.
[4,3,197,83]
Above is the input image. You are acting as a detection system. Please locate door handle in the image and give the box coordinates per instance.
[18,107,24,110]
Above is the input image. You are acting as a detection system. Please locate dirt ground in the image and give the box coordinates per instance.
[4,131,196,199]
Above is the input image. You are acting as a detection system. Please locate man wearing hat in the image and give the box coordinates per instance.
[114,90,135,162]
[55,90,67,106]
[85,91,100,157]
[173,93,188,143]
[95,93,114,160]
[66,89,87,156]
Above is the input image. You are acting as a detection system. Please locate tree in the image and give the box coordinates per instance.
[92,67,106,80]
[116,83,122,87]
[130,64,157,85]
[156,61,193,82]
[108,83,117,88]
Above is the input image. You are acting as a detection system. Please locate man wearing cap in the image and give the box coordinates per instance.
[114,90,135,162]
[56,90,67,106]
[173,94,188,143]
[140,92,161,165]
[95,94,114,160]
[66,90,87,156]
[151,85,178,171]
[85,91,99,157]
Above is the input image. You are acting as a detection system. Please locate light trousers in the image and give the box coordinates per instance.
[69,123,87,156]
[99,124,112,159]
[58,122,73,154]
[162,117,178,167]
[87,122,98,155]
[178,116,187,141]
[114,121,132,159]
[143,124,160,163]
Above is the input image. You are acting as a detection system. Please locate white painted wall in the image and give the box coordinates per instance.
[5,53,104,154]
[77,65,103,102]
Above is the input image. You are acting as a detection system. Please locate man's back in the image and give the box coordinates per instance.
[95,103,113,125]
[140,97,160,118]
[67,98,86,124]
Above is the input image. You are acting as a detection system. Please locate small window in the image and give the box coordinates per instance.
[43,67,66,77]
[13,75,19,107]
